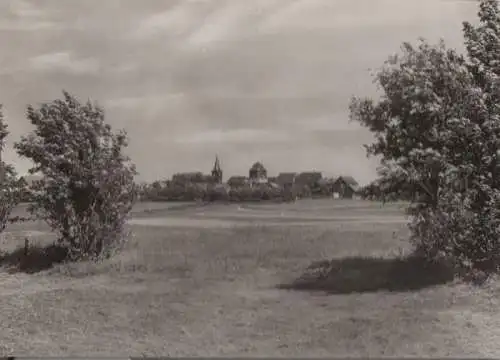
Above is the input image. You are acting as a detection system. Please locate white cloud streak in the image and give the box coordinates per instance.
[29,52,100,75]
[174,128,291,145]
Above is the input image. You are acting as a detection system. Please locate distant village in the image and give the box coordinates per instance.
[140,156,361,202]
[16,155,363,203]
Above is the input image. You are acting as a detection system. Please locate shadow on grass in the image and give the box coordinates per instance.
[0,243,68,274]
[278,254,455,294]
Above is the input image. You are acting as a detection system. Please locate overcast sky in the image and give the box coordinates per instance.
[0,0,480,184]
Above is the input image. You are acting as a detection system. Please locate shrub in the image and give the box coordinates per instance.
[408,180,500,277]
[14,91,137,261]
[0,106,24,231]
[349,0,500,280]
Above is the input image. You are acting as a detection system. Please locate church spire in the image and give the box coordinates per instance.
[211,155,223,183]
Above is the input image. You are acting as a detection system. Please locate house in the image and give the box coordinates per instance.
[20,174,44,187]
[227,176,248,188]
[18,174,44,202]
[19,174,44,193]
[295,172,323,186]
[276,172,297,189]
[273,172,297,201]
[332,176,360,199]
[268,182,281,190]
[316,177,336,196]
[171,172,205,184]
[295,171,323,195]
[171,156,224,186]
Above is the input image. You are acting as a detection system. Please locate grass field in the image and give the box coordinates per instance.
[1,199,500,356]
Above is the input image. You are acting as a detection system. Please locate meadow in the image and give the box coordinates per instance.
[1,199,500,357]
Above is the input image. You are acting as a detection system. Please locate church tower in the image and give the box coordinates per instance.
[211,155,223,184]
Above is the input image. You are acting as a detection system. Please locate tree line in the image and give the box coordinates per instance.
[138,179,334,203]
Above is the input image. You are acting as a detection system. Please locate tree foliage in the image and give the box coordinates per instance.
[0,106,23,232]
[350,39,475,207]
[350,0,500,278]
[15,91,137,261]
[141,180,303,203]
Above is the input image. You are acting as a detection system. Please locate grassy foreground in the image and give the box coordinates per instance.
[0,201,499,356]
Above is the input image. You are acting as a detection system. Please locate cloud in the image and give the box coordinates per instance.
[0,20,54,31]
[131,0,287,49]
[183,1,260,47]
[0,0,481,184]
[0,0,56,31]
[109,63,138,74]
[0,0,57,31]
[295,115,363,132]
[133,2,203,39]
[29,52,100,75]
[10,0,46,18]
[174,128,291,145]
[106,91,190,106]
[259,0,473,33]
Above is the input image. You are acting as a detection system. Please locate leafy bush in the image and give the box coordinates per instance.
[349,0,500,280]
[14,91,137,261]
[0,106,24,231]
[408,178,500,277]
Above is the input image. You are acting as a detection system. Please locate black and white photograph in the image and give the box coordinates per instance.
[0,0,499,357]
